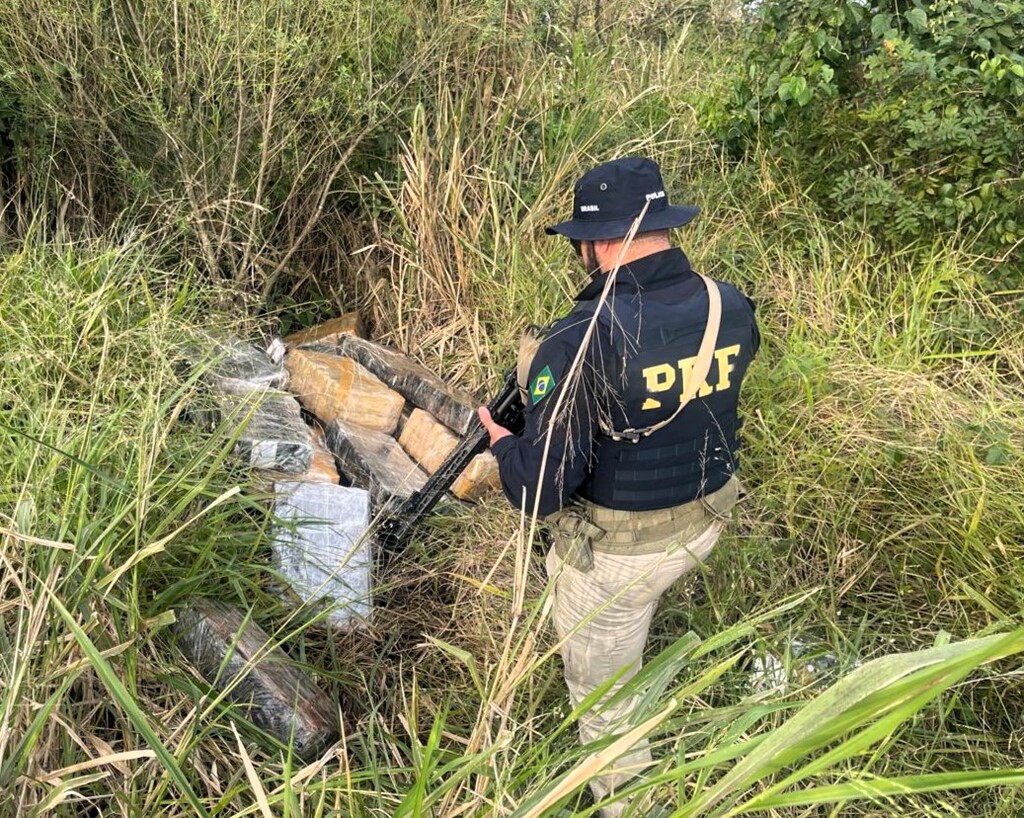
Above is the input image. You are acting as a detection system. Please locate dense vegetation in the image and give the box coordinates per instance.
[1,1,1022,816]
[702,0,1024,271]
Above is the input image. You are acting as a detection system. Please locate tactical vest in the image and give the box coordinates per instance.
[575,279,757,511]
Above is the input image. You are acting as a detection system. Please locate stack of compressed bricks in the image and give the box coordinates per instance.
[176,334,349,759]
[282,313,500,511]
[174,315,498,759]
[190,312,501,630]
[191,330,371,631]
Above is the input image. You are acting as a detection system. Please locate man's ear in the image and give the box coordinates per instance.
[593,237,619,266]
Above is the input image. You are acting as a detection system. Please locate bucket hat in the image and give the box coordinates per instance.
[545,156,699,241]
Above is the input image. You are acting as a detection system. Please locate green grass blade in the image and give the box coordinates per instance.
[47,592,210,817]
[689,629,1024,815]
[0,419,131,494]
[743,769,1024,811]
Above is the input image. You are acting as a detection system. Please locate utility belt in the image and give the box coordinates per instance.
[546,476,743,571]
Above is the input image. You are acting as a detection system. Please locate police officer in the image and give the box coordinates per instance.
[478,156,759,816]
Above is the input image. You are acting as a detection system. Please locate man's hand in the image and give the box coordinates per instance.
[478,406,512,447]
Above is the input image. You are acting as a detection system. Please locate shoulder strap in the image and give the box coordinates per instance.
[601,274,722,443]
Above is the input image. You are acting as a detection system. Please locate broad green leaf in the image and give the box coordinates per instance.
[746,769,1024,810]
[905,8,928,32]
[685,630,1024,816]
[870,13,893,40]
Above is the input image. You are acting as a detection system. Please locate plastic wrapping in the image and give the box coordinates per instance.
[172,598,338,759]
[272,481,373,628]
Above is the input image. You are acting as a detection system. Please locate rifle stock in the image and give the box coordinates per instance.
[375,369,524,553]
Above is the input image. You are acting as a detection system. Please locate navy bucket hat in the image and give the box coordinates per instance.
[545,156,700,241]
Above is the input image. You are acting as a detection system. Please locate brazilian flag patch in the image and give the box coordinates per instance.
[530,365,556,405]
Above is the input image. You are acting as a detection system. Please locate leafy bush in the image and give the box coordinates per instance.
[701,0,1024,274]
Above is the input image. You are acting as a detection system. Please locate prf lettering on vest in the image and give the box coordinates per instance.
[640,344,741,410]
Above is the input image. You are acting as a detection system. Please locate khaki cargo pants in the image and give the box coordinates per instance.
[544,478,740,816]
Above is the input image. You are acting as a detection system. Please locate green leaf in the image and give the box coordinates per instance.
[870,13,893,40]
[748,770,1024,809]
[682,630,1024,816]
[984,444,1010,466]
[905,8,928,32]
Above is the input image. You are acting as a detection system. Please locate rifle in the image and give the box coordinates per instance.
[375,369,524,554]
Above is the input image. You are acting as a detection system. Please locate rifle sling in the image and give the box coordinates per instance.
[601,274,722,442]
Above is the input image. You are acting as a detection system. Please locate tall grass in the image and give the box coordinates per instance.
[0,0,429,294]
[357,7,1024,815]
[1,1,1023,816]
[0,232,288,814]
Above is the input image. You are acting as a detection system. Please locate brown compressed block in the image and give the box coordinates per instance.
[306,427,341,483]
[330,335,477,436]
[172,598,339,760]
[286,349,404,433]
[283,312,366,348]
[451,452,501,502]
[325,419,428,509]
[398,408,460,474]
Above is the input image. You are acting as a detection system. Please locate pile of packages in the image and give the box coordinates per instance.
[173,313,497,757]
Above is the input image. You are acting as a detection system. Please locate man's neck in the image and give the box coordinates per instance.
[599,236,672,271]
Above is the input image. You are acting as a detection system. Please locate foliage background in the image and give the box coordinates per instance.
[701,0,1024,272]
[1,0,1023,815]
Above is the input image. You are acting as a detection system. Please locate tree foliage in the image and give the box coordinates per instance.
[702,0,1024,271]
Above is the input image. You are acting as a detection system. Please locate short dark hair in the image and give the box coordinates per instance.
[635,229,671,242]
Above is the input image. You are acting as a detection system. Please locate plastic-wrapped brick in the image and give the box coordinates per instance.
[325,420,428,510]
[205,336,289,395]
[172,599,339,760]
[272,481,373,629]
[218,393,313,473]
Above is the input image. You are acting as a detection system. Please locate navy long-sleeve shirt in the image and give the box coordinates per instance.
[490,306,602,516]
